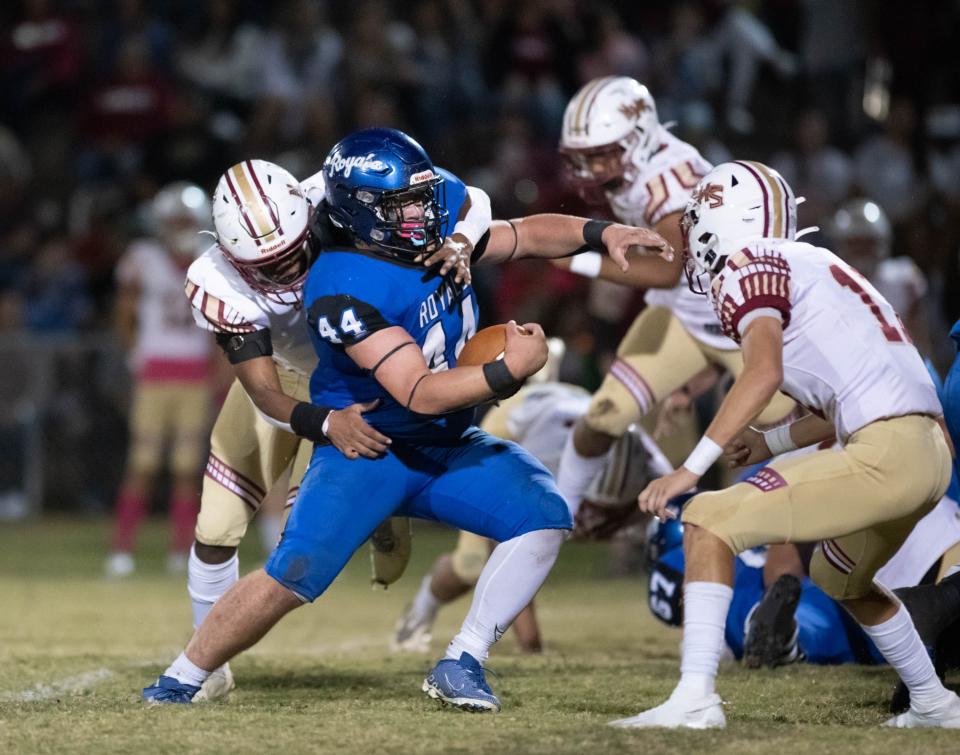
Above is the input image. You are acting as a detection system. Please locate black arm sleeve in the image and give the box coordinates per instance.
[470,230,492,263]
[215,328,273,364]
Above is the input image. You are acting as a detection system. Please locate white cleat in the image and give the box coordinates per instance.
[104,552,135,579]
[609,692,726,729]
[193,663,235,703]
[390,605,434,653]
[884,692,960,729]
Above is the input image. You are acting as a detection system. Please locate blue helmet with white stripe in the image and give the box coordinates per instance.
[322,128,447,263]
[645,492,694,566]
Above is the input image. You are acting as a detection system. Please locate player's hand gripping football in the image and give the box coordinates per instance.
[423,233,472,286]
[325,399,392,460]
[602,224,674,272]
[502,321,548,380]
[638,468,699,522]
[723,427,773,468]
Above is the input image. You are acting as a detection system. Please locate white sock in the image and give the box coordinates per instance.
[675,581,733,698]
[446,528,565,663]
[859,603,950,712]
[556,434,607,517]
[257,513,284,554]
[164,652,211,687]
[410,574,441,624]
[187,544,239,628]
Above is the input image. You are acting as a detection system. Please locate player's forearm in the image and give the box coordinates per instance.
[405,366,496,415]
[511,214,594,259]
[701,367,782,450]
[233,356,299,425]
[566,250,681,289]
[787,413,835,449]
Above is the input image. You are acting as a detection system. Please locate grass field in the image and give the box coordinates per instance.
[1,518,957,754]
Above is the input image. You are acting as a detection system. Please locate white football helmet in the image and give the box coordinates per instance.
[830,197,891,264]
[152,181,211,259]
[682,161,797,290]
[559,76,660,203]
[213,159,312,300]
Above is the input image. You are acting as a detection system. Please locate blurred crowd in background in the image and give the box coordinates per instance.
[1,0,959,515]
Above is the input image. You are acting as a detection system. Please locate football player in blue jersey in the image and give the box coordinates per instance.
[143,127,671,711]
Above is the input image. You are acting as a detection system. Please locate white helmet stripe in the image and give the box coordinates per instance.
[749,160,786,237]
[570,76,614,138]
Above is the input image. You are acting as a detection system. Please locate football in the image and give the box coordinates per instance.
[456,324,507,366]
[457,323,530,366]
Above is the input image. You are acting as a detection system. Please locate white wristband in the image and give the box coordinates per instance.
[763,424,796,456]
[452,218,485,248]
[569,251,603,278]
[321,413,331,438]
[682,436,723,476]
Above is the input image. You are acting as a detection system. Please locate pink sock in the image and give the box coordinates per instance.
[112,489,146,552]
[170,495,198,553]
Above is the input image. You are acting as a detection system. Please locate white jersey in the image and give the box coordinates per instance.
[871,256,926,320]
[607,127,733,350]
[499,382,672,503]
[710,239,941,441]
[185,247,317,376]
[504,382,592,476]
[117,240,210,379]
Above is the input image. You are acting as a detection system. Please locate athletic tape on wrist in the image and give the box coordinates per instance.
[683,436,722,476]
[764,424,797,456]
[569,251,602,278]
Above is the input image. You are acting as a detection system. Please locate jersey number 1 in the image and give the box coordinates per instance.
[829,264,909,343]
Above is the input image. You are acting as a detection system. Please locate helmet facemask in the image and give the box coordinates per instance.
[681,202,721,296]
[223,228,312,305]
[559,142,628,204]
[349,176,448,263]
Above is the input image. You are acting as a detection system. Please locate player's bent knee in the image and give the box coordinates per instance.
[194,541,237,565]
[581,398,636,441]
[264,536,349,603]
[808,550,875,601]
[681,497,741,553]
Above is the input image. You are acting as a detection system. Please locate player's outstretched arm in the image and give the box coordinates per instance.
[346,321,547,415]
[475,215,672,270]
[555,210,685,290]
[230,353,391,460]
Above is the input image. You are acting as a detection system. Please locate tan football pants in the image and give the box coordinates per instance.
[195,367,312,547]
[584,306,796,439]
[683,415,953,600]
[128,380,210,476]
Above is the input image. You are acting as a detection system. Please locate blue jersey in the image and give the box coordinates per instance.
[303,168,479,442]
[650,546,883,665]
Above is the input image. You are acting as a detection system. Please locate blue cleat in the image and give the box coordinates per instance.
[422,652,501,712]
[142,675,201,705]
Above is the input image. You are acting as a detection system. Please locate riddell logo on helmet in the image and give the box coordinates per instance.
[325,152,387,177]
[409,170,435,186]
[695,183,724,208]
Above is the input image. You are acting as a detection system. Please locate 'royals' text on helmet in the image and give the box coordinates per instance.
[322,128,447,263]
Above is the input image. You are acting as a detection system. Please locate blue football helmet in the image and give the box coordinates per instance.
[322,128,448,262]
[645,492,695,566]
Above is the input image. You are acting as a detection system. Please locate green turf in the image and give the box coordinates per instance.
[0,519,957,754]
